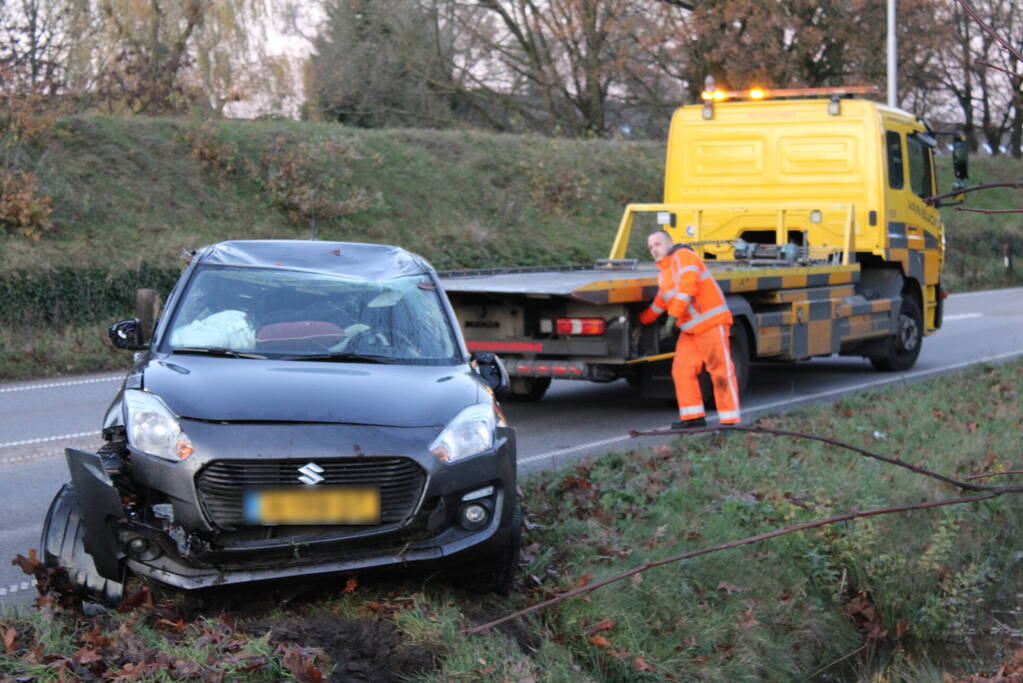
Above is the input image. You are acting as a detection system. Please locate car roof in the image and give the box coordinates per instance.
[195,240,432,281]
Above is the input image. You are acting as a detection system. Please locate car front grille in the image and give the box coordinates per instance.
[195,457,426,529]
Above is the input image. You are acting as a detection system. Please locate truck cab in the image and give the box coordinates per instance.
[661,88,944,337]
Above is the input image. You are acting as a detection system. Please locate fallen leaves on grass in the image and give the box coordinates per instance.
[845,592,887,640]
[279,644,325,683]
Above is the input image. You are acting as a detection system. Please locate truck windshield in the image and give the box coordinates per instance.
[163,266,460,364]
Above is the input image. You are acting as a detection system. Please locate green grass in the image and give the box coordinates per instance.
[5,116,663,272]
[2,359,1022,680]
[939,154,1023,293]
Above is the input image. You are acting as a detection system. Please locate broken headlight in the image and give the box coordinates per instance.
[429,403,503,463]
[123,389,194,461]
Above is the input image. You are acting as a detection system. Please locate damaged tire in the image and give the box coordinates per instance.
[41,484,124,607]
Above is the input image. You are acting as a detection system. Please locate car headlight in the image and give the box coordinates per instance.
[430,403,503,463]
[123,389,194,461]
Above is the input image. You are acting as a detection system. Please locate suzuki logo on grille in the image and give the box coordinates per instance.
[297,462,325,485]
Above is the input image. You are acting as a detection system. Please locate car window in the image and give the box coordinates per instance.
[164,266,459,363]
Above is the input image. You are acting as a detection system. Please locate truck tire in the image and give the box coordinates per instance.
[699,322,752,406]
[508,377,551,402]
[869,296,923,372]
[41,484,124,607]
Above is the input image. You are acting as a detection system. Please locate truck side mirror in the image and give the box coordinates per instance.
[952,137,969,181]
[471,351,510,400]
[108,319,147,351]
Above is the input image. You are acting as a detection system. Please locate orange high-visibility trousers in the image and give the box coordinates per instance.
[671,324,741,424]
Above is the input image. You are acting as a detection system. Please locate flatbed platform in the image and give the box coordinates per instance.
[439,261,861,305]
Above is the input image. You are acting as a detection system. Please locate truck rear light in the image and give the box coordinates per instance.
[516,364,532,374]
[553,366,567,375]
[534,364,550,374]
[555,317,606,335]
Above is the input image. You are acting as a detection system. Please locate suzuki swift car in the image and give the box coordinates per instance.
[40,240,518,603]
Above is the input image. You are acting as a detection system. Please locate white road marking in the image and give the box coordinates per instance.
[946,286,1023,299]
[0,375,120,394]
[944,313,983,321]
[519,347,1023,467]
[0,431,96,449]
[0,450,67,466]
[519,435,632,465]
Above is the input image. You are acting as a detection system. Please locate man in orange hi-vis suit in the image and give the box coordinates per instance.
[638,230,741,429]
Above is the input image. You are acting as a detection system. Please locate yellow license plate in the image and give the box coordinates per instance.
[244,487,380,525]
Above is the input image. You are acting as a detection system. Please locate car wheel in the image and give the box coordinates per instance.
[41,484,124,607]
[467,501,523,594]
[869,296,923,372]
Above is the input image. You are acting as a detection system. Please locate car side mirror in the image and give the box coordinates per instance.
[952,137,969,181]
[108,319,147,351]
[472,351,510,400]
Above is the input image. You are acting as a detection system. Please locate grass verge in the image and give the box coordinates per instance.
[1,316,1022,679]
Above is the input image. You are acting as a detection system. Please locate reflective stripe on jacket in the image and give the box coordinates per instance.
[639,243,732,335]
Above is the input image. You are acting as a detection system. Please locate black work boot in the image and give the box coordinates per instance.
[671,417,707,431]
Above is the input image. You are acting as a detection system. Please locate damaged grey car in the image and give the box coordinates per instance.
[40,240,519,604]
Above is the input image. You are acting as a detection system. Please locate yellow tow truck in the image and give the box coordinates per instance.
[440,86,968,401]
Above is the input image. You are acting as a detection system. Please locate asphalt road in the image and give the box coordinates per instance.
[1,287,1021,606]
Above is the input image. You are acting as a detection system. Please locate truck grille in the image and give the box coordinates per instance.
[195,457,426,529]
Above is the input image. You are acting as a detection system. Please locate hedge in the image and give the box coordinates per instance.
[0,265,181,326]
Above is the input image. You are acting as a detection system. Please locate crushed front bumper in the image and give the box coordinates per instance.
[64,422,516,590]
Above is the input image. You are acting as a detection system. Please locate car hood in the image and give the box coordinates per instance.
[140,355,482,427]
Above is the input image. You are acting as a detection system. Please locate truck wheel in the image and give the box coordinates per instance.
[869,296,923,372]
[508,377,551,402]
[41,484,124,607]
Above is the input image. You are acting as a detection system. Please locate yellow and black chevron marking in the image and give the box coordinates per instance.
[572,264,860,304]
[755,297,892,360]
[886,221,941,287]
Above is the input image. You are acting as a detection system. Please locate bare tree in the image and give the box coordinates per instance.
[0,0,73,94]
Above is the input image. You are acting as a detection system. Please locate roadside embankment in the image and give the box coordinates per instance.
[2,358,1021,680]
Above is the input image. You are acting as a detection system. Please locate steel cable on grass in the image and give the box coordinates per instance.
[465,424,1021,636]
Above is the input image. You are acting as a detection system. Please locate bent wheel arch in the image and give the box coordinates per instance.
[41,484,124,606]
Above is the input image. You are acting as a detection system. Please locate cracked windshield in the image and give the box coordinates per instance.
[166,266,458,363]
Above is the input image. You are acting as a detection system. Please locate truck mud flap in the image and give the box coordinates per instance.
[65,448,126,582]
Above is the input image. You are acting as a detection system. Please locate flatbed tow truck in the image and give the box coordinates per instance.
[439,87,968,402]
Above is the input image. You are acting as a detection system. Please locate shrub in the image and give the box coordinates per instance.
[0,169,53,239]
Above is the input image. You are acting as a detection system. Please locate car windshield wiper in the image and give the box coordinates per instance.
[172,347,267,359]
[283,352,397,364]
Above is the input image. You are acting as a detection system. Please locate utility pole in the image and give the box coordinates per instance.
[887,0,897,107]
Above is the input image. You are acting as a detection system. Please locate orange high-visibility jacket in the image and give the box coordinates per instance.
[639,244,732,335]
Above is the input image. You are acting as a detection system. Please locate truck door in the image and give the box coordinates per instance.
[881,127,941,331]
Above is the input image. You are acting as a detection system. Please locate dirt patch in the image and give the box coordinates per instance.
[244,614,436,682]
[461,594,543,656]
